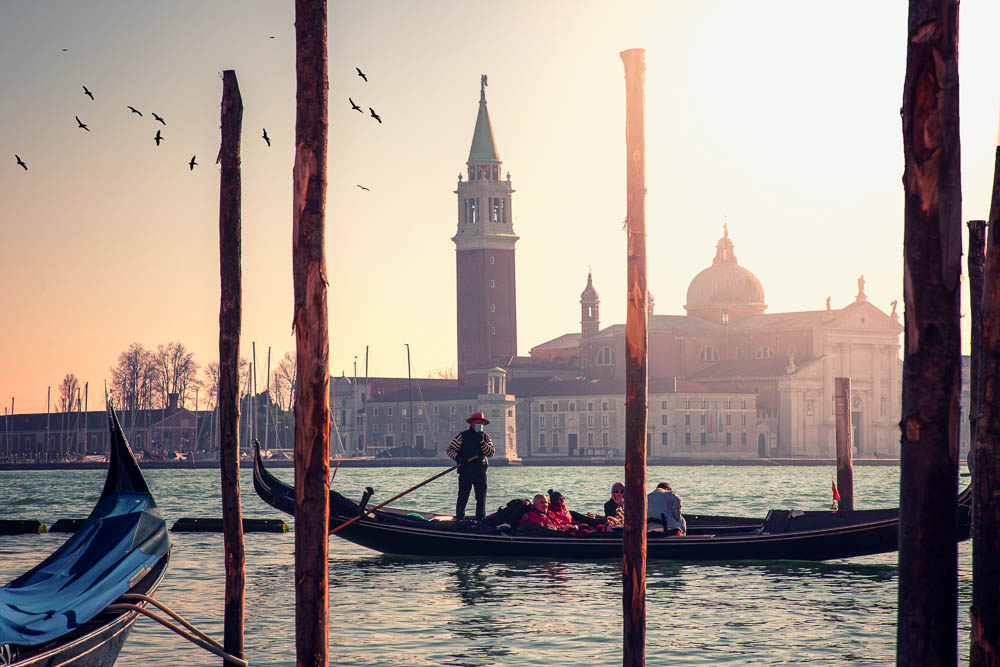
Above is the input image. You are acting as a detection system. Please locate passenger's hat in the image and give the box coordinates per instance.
[466,412,489,425]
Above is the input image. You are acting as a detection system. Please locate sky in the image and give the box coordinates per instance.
[2,1,999,414]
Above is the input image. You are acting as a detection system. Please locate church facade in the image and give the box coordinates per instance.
[530,228,905,457]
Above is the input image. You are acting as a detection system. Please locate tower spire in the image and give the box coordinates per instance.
[469,74,499,163]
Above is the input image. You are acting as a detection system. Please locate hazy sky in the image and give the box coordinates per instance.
[2,1,999,413]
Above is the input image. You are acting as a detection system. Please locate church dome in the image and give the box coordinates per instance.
[685,226,765,313]
[581,271,599,301]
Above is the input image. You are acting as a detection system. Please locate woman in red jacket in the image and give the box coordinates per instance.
[546,489,578,530]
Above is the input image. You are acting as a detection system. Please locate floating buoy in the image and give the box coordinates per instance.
[0,519,47,535]
[170,518,289,533]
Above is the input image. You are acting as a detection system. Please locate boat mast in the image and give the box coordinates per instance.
[46,386,50,462]
[82,383,88,458]
[405,343,413,449]
[264,346,271,452]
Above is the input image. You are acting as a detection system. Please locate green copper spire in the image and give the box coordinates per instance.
[468,74,500,163]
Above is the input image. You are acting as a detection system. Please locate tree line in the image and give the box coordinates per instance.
[53,343,297,415]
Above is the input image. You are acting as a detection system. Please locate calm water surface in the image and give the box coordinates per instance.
[0,465,973,666]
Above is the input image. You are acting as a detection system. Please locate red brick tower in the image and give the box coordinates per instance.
[453,75,518,381]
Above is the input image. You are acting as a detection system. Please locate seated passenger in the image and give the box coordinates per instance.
[604,481,625,525]
[520,494,556,529]
[546,489,578,530]
[647,481,686,535]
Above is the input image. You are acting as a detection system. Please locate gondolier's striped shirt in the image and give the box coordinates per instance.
[447,430,495,461]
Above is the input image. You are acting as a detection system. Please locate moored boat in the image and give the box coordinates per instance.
[0,405,170,666]
[253,444,971,561]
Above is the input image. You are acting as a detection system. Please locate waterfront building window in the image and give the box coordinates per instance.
[602,433,609,447]
[540,433,546,447]
[373,407,379,417]
[661,432,669,446]
[387,423,393,433]
[685,432,691,446]
[450,405,456,414]
[449,422,455,431]
[661,415,668,425]
[387,407,393,417]
[553,433,559,448]
[491,304,496,313]
[569,403,575,412]
[700,414,706,425]
[602,401,609,411]
[539,416,546,428]
[726,432,732,446]
[741,432,747,446]
[385,435,393,447]
[699,346,719,362]
[587,402,594,411]
[588,433,594,446]
[373,424,379,433]
[661,400,668,409]
[685,414,691,425]
[726,414,731,426]
[701,432,707,445]
[602,415,609,427]
[402,407,407,417]
[491,327,496,335]
[468,405,474,413]
[490,255,495,265]
[596,347,615,366]
[685,400,690,409]
[552,403,559,412]
[539,404,546,412]
[433,406,439,416]
[401,423,407,432]
[490,279,495,288]
[587,415,594,427]
[722,309,729,325]
[417,406,423,416]
[754,346,774,359]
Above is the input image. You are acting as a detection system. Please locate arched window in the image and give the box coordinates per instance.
[699,346,719,362]
[596,346,615,366]
[754,345,774,359]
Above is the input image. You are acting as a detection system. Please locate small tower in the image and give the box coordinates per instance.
[477,367,520,462]
[453,75,518,381]
[580,271,600,339]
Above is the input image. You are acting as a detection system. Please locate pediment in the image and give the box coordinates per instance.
[826,301,902,332]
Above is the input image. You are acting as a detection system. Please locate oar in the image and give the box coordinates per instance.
[331,457,342,483]
[330,456,480,535]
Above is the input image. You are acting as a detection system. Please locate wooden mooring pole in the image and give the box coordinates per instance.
[218,69,246,663]
[898,0,962,664]
[969,219,986,469]
[620,47,647,667]
[971,128,1000,665]
[293,1,331,665]
[833,377,854,511]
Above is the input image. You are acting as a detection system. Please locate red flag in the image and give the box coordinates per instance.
[832,479,841,502]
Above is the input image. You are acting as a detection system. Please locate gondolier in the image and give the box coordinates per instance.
[447,412,495,521]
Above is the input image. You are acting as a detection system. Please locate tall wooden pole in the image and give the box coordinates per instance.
[971,127,1000,666]
[968,219,986,470]
[293,1,330,665]
[217,68,245,664]
[898,1,962,663]
[834,377,854,511]
[620,47,647,667]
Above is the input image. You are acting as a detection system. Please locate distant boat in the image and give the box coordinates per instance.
[254,443,972,561]
[0,404,170,665]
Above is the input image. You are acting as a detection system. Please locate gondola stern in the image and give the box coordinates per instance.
[100,403,153,501]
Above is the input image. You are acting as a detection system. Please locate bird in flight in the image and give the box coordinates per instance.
[356,67,367,82]
[82,86,94,100]
[262,128,271,147]
[189,155,198,170]
[154,129,164,146]
[356,184,370,191]
[349,98,362,112]
[75,116,90,131]
[60,48,68,52]
[152,112,166,125]
[15,155,27,171]
[127,106,142,116]
[369,107,381,123]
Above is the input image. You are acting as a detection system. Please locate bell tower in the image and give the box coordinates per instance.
[453,75,518,381]
[581,271,600,339]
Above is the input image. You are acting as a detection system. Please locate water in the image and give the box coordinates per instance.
[0,465,973,665]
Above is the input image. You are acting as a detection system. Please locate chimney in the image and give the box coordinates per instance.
[168,393,179,410]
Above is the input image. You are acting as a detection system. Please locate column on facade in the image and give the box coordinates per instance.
[822,341,833,452]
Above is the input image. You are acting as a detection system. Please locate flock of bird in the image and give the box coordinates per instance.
[12,79,272,173]
[13,64,378,189]
[351,67,379,191]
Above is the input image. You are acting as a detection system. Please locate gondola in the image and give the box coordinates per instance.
[0,405,170,666]
[253,445,971,561]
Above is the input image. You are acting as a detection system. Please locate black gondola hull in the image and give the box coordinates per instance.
[253,446,971,562]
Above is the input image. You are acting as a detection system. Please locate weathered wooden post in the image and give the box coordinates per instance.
[969,219,986,466]
[971,125,1000,666]
[834,377,854,511]
[293,1,331,665]
[620,47,647,667]
[217,68,245,664]
[898,0,962,663]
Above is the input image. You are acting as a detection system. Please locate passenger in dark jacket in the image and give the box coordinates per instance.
[446,412,496,520]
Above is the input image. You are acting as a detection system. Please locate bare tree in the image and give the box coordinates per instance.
[201,357,250,411]
[272,352,296,410]
[110,343,157,412]
[58,374,80,412]
[152,342,200,407]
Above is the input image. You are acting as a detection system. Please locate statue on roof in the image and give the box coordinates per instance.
[856,275,867,302]
[891,299,898,318]
[482,74,488,90]
[826,296,831,310]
